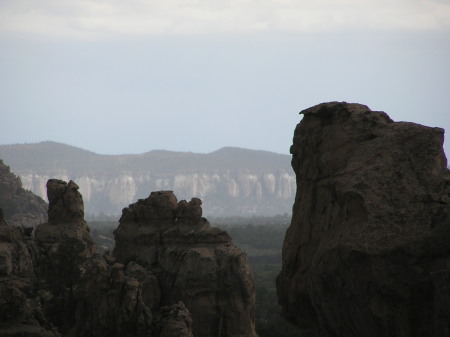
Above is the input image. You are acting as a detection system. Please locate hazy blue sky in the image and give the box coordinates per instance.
[1,0,449,157]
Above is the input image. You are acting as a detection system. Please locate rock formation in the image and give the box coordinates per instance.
[1,176,257,336]
[35,179,96,260]
[0,207,59,337]
[0,159,47,227]
[277,102,450,336]
[114,191,258,337]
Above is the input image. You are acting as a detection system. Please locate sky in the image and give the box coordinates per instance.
[1,0,450,157]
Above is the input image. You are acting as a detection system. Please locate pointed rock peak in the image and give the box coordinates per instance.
[67,180,79,189]
[46,179,84,224]
[35,179,96,260]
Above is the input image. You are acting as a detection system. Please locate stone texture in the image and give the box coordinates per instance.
[1,175,257,337]
[71,257,153,337]
[0,214,34,276]
[35,179,96,260]
[46,179,84,224]
[30,180,153,337]
[0,160,47,227]
[0,208,59,337]
[155,302,194,337]
[277,102,450,336]
[114,191,258,337]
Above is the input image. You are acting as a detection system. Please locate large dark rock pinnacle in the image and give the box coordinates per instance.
[46,179,84,224]
[114,190,258,337]
[35,179,96,259]
[277,102,450,336]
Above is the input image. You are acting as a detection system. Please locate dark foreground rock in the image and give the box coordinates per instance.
[1,178,257,337]
[277,102,450,337]
[0,208,59,337]
[114,191,258,337]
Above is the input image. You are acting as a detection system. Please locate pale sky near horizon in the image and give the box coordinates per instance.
[1,0,450,157]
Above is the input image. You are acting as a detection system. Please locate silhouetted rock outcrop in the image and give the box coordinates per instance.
[1,176,257,336]
[35,179,96,260]
[277,102,450,336]
[0,159,47,227]
[114,191,258,337]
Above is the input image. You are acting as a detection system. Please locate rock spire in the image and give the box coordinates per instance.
[277,102,450,336]
[114,190,258,337]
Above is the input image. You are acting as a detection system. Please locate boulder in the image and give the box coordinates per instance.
[277,102,450,336]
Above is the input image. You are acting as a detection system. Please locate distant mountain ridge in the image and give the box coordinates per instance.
[0,141,295,216]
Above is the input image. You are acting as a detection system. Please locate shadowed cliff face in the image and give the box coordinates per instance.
[277,102,450,337]
[0,160,47,227]
[0,202,59,337]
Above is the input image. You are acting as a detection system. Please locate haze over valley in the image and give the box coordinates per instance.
[0,141,295,217]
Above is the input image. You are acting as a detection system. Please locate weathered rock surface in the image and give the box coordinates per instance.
[29,179,155,337]
[0,208,59,337]
[154,302,194,337]
[35,179,96,260]
[70,257,154,337]
[1,176,257,337]
[0,159,47,227]
[277,102,450,336]
[114,191,258,337]
[0,208,34,276]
